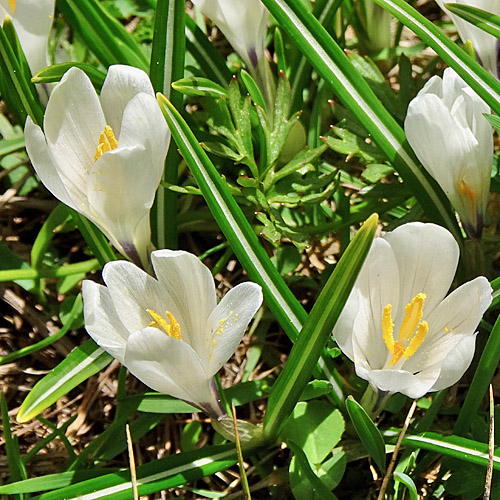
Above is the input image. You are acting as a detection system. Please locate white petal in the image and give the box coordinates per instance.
[101,260,177,334]
[348,238,400,370]
[82,280,129,363]
[100,65,155,136]
[124,328,222,415]
[430,334,477,392]
[151,250,217,352]
[332,288,359,360]
[44,67,105,172]
[206,282,263,377]
[383,223,459,312]
[24,116,80,211]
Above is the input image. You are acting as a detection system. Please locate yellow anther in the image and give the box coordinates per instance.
[8,0,15,13]
[382,304,395,353]
[404,320,429,359]
[459,180,477,212]
[146,309,182,341]
[382,293,430,366]
[94,125,118,162]
[398,293,426,341]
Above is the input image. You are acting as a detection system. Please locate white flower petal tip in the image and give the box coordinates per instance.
[24,65,170,266]
[191,0,269,69]
[404,68,493,238]
[333,222,492,400]
[82,250,262,417]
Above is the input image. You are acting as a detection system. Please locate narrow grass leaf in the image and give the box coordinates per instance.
[264,215,378,439]
[394,472,419,500]
[345,395,387,473]
[0,259,100,282]
[172,77,228,97]
[17,340,112,422]
[32,63,106,89]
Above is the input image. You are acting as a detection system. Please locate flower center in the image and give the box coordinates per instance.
[7,0,15,13]
[459,180,477,213]
[94,125,118,162]
[146,309,182,341]
[382,293,429,366]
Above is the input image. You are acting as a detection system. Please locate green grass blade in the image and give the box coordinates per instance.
[261,0,463,246]
[264,215,378,440]
[36,445,237,500]
[394,472,419,500]
[56,0,149,70]
[17,340,112,422]
[150,0,185,249]
[0,259,100,281]
[157,94,345,403]
[32,63,106,89]
[372,0,500,115]
[446,3,500,39]
[454,313,500,436]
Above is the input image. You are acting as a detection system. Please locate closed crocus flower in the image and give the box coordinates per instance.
[0,0,54,76]
[333,222,492,399]
[191,0,269,70]
[436,0,499,78]
[405,68,493,238]
[82,250,263,419]
[25,65,170,267]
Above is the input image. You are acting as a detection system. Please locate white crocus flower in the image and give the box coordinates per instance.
[333,222,492,399]
[435,0,499,78]
[0,0,54,76]
[405,68,493,238]
[25,65,170,267]
[191,0,269,70]
[82,250,263,419]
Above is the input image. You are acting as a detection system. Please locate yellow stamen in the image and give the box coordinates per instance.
[404,320,429,359]
[8,0,15,13]
[94,125,118,162]
[398,293,426,341]
[382,293,430,366]
[459,180,477,213]
[146,309,182,341]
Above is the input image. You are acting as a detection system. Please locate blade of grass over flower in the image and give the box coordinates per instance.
[261,0,462,247]
[17,340,112,422]
[0,22,43,126]
[454,314,500,436]
[56,0,149,70]
[371,0,500,115]
[445,3,500,39]
[263,215,378,440]
[157,95,345,403]
[150,0,185,249]
[36,445,237,500]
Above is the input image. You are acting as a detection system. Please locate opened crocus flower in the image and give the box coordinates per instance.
[0,0,54,76]
[405,68,493,238]
[25,65,170,267]
[333,222,492,399]
[435,0,499,78]
[82,250,263,419]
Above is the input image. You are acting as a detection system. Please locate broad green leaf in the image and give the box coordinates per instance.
[263,214,377,439]
[17,340,112,422]
[282,400,345,464]
[261,0,462,246]
[345,396,386,473]
[36,445,237,500]
[157,94,345,404]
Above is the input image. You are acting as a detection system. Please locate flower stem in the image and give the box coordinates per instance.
[360,385,391,419]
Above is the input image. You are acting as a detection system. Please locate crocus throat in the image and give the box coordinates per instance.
[382,293,429,366]
[459,180,477,214]
[147,309,182,341]
[94,125,118,162]
[8,0,15,13]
